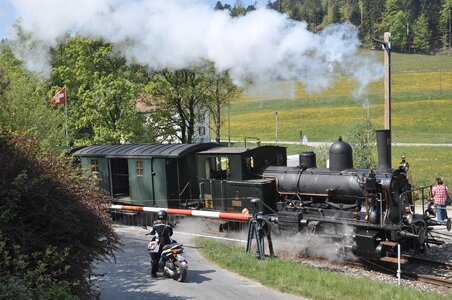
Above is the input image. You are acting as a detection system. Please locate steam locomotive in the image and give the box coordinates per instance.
[260,130,435,260]
[74,129,449,260]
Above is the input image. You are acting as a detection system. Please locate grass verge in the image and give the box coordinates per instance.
[195,238,449,300]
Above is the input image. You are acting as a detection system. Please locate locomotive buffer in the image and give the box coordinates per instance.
[246,198,274,260]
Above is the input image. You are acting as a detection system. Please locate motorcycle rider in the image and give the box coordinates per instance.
[150,210,173,278]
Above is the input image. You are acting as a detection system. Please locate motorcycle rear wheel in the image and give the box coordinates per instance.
[173,261,187,282]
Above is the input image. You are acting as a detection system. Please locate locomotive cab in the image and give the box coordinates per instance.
[196,146,286,213]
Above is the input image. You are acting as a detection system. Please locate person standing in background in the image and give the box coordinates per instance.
[431,178,449,222]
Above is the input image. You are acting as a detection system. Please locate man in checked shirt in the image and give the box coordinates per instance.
[431,178,450,222]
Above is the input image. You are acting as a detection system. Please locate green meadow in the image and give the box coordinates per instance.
[225,52,452,143]
[223,52,452,187]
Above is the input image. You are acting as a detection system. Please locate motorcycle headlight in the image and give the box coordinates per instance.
[177,253,186,262]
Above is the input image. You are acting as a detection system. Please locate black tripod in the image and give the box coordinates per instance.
[245,198,274,260]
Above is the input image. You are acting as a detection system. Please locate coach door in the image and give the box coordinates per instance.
[109,158,130,200]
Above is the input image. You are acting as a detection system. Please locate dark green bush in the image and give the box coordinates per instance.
[0,129,120,298]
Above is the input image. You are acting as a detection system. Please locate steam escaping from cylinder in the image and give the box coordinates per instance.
[6,0,383,95]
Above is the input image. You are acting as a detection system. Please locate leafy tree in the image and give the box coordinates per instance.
[50,36,151,146]
[343,117,376,168]
[324,0,341,26]
[0,129,119,298]
[0,45,65,151]
[412,14,431,52]
[357,0,385,45]
[380,6,408,51]
[214,1,224,10]
[205,68,239,143]
[439,0,452,49]
[339,0,361,25]
[418,0,442,49]
[146,66,212,143]
[304,0,326,30]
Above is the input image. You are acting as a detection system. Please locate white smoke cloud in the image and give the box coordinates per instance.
[7,0,383,94]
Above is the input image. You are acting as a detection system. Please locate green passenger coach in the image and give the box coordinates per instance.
[73,143,218,208]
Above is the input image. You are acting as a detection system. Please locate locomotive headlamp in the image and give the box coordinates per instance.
[402,212,413,225]
[399,155,409,173]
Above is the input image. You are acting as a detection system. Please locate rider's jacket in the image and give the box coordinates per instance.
[150,222,173,246]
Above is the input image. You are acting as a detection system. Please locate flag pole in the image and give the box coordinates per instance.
[65,85,69,147]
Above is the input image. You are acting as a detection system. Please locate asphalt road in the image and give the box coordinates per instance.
[93,225,303,300]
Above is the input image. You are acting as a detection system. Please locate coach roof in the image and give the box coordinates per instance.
[73,143,219,158]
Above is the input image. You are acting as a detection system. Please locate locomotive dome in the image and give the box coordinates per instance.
[329,137,353,171]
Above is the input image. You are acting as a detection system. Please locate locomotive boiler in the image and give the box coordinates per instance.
[258,130,435,260]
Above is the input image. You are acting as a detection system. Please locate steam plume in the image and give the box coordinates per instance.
[7,0,382,94]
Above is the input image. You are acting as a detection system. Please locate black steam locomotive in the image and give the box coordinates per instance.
[259,130,438,260]
[74,130,449,260]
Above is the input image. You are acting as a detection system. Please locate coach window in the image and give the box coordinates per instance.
[136,160,143,176]
[90,159,99,172]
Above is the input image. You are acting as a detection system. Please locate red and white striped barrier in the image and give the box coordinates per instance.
[110,204,251,222]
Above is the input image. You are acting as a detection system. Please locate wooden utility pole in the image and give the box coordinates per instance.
[383,32,391,130]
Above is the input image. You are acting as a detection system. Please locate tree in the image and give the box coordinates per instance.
[357,0,385,46]
[205,68,239,143]
[214,1,224,10]
[439,0,452,50]
[412,14,431,52]
[324,0,341,26]
[0,129,119,298]
[343,117,376,168]
[0,45,65,151]
[146,66,212,143]
[380,3,408,51]
[50,36,151,146]
[231,0,247,17]
[339,0,361,25]
[419,0,442,49]
[304,0,326,30]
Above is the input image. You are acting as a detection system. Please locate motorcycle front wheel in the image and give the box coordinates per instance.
[173,261,187,282]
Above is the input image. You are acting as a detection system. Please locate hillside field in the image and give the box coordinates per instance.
[222,52,452,187]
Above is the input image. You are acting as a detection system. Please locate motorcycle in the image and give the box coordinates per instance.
[146,229,188,282]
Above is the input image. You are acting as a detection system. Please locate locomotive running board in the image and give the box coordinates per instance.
[379,240,398,247]
[380,256,408,264]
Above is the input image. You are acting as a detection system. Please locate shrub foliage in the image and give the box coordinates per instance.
[0,129,120,298]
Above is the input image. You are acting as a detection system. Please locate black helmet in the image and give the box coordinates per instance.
[157,210,168,221]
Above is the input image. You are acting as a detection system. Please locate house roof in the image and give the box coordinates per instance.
[73,143,220,158]
[135,99,158,113]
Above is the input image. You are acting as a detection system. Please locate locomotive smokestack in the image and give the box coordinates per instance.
[376,129,391,171]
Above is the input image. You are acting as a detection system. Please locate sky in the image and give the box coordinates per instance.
[0,0,261,40]
[0,0,15,39]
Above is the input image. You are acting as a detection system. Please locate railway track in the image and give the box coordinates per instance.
[290,253,452,290]
[403,255,452,270]
[402,272,452,288]
[354,257,452,289]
